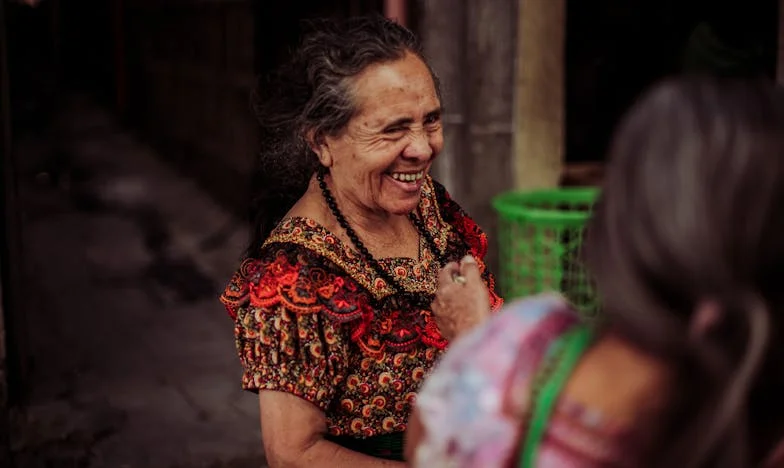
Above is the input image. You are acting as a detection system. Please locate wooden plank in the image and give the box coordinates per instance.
[420,0,467,201]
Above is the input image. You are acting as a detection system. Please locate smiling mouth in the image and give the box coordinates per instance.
[388,170,425,183]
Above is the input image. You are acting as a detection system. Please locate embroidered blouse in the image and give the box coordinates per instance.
[413,294,644,467]
[220,176,502,438]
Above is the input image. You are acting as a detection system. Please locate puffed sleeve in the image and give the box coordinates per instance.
[221,248,352,411]
[233,302,349,410]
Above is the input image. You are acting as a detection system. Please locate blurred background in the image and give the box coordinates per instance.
[0,0,780,466]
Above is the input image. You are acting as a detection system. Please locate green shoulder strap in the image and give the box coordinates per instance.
[518,325,593,468]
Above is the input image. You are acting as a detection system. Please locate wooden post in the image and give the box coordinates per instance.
[420,0,467,201]
[512,0,565,190]
[463,0,517,273]
[421,0,516,274]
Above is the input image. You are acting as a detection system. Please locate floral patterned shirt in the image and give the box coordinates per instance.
[220,176,502,438]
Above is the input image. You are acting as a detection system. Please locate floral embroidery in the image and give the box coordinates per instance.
[220,176,502,437]
[225,246,447,356]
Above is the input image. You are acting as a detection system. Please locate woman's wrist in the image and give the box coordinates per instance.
[450,311,488,339]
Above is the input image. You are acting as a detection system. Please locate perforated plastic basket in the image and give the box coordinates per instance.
[492,188,600,316]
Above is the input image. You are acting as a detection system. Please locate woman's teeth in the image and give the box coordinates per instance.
[390,171,424,182]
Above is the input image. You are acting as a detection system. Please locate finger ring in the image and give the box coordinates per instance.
[452,274,466,284]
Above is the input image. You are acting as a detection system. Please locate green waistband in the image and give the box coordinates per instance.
[326,432,405,461]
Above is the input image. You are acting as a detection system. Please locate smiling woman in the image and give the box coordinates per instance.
[311,52,444,227]
[219,15,502,468]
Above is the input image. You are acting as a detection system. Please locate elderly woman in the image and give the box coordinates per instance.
[219,16,501,467]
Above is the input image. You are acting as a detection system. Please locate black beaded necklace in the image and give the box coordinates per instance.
[317,169,447,309]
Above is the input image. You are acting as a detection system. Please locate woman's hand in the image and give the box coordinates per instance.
[431,255,491,341]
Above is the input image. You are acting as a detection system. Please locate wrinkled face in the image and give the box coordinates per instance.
[314,52,443,217]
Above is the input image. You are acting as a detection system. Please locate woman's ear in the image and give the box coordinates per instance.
[306,129,332,167]
[689,299,722,340]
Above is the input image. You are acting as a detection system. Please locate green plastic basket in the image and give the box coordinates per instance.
[492,188,600,316]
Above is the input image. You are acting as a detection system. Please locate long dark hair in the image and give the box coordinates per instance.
[584,76,784,467]
[245,15,438,258]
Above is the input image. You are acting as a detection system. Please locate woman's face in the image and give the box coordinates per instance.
[314,52,444,219]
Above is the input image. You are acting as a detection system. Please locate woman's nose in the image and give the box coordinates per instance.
[402,131,434,160]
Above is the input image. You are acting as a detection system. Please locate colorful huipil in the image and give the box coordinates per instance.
[220,176,502,457]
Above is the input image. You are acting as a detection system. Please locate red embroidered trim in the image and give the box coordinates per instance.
[221,247,448,356]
